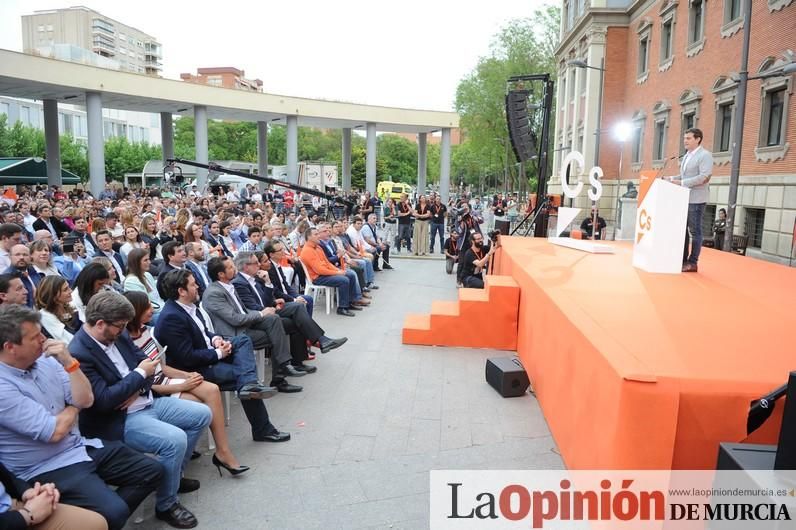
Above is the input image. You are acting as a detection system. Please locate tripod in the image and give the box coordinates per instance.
[510,197,550,237]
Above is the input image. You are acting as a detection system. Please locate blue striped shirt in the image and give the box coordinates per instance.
[0,357,101,481]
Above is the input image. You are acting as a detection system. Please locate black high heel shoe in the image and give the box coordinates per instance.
[212,454,250,477]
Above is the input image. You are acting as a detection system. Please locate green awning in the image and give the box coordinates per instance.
[0,158,81,185]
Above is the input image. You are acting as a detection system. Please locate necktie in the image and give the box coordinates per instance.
[251,279,265,307]
[276,263,289,292]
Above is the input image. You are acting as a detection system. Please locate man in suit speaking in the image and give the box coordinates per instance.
[667,128,713,272]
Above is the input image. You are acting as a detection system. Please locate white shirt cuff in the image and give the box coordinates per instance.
[134,368,147,378]
[215,348,224,359]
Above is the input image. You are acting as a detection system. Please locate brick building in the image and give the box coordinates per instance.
[550,0,795,261]
[180,67,263,92]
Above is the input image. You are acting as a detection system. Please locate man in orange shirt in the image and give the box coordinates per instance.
[300,226,365,317]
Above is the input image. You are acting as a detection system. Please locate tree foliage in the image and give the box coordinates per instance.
[453,6,560,193]
[0,115,160,183]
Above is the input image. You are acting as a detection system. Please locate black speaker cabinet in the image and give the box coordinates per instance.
[485,357,530,398]
[494,220,510,237]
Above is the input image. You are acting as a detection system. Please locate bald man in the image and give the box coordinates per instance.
[3,244,35,307]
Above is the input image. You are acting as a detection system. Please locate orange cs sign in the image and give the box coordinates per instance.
[637,209,652,243]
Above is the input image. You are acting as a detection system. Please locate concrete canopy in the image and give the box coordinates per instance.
[0,49,459,133]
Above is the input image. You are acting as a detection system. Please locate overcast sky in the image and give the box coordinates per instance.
[0,0,552,112]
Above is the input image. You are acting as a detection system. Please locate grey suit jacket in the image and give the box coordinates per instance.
[201,281,264,338]
[678,146,712,204]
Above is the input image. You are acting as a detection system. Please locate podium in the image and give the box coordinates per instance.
[632,171,690,274]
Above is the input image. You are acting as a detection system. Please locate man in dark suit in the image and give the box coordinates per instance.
[262,241,314,316]
[155,269,290,443]
[231,252,346,368]
[93,230,125,282]
[67,217,98,257]
[201,256,304,393]
[31,204,60,239]
[3,245,36,307]
[184,243,209,296]
[156,241,192,301]
[70,291,211,529]
[205,220,234,257]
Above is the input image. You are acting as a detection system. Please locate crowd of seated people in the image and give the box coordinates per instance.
[0,182,400,528]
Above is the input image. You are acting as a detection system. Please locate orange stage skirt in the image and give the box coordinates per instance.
[495,236,796,470]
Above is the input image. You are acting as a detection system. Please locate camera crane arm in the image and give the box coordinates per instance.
[166,158,355,207]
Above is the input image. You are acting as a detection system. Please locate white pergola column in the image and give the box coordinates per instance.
[341,127,352,192]
[257,121,268,192]
[194,105,208,189]
[417,132,427,195]
[85,92,105,198]
[43,99,61,187]
[160,112,174,164]
[286,115,298,184]
[439,128,452,204]
[366,122,377,194]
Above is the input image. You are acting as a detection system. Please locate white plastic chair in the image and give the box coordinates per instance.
[299,259,336,314]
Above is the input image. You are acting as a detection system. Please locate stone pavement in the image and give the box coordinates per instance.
[128,257,563,530]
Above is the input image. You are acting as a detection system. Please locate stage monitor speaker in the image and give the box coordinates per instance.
[505,90,538,163]
[494,219,510,236]
[485,357,530,398]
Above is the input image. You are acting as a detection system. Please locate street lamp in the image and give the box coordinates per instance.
[722,0,796,253]
[569,58,607,240]
[568,59,607,168]
[613,121,632,231]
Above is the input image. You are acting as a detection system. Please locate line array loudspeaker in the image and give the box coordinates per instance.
[505,90,538,163]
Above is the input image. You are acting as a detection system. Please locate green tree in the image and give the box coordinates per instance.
[377,134,417,183]
[104,136,161,182]
[454,6,560,193]
[59,135,88,182]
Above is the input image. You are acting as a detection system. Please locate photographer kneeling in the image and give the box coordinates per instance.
[457,230,499,289]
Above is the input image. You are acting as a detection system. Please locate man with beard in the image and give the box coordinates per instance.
[457,232,498,289]
[4,245,36,307]
[184,242,211,295]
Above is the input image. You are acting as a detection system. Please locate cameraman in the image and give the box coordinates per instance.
[457,231,499,289]
[443,230,459,276]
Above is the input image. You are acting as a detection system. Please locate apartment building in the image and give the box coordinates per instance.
[4,6,163,145]
[180,67,263,92]
[22,5,162,75]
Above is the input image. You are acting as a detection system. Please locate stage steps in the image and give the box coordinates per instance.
[402,275,520,350]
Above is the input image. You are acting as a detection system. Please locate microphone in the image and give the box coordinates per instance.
[654,154,681,181]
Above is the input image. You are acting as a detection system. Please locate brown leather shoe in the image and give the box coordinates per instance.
[352,299,370,306]
[682,262,698,272]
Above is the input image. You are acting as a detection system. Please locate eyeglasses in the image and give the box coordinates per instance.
[106,321,128,330]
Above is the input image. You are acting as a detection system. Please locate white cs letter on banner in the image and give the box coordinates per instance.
[559,151,585,199]
[587,165,604,201]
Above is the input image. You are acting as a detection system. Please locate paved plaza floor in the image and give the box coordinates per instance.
[129,256,563,529]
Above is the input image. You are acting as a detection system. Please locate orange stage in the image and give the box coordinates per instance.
[494,236,796,470]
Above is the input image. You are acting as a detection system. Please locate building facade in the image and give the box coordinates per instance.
[22,6,162,75]
[1,96,158,145]
[550,0,795,261]
[180,67,263,92]
[10,6,163,146]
